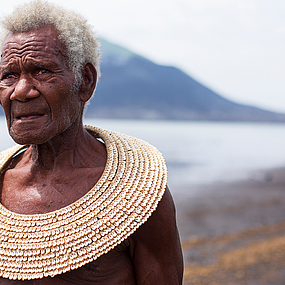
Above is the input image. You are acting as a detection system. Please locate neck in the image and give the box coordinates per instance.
[29,119,97,171]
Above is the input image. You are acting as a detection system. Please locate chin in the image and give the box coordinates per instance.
[9,130,50,145]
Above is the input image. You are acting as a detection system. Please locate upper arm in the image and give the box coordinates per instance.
[129,186,183,285]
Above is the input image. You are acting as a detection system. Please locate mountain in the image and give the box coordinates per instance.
[84,38,285,122]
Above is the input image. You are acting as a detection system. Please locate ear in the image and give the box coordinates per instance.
[79,62,97,102]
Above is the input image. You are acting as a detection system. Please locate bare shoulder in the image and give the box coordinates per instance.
[129,186,184,285]
[0,147,24,178]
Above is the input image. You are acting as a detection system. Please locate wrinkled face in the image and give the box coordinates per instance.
[0,25,82,145]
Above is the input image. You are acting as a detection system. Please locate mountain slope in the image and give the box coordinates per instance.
[85,39,285,122]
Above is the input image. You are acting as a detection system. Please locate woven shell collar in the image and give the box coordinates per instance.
[0,126,167,280]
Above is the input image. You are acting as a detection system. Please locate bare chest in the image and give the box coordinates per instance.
[0,165,104,214]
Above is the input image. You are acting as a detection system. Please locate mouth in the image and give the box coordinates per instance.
[16,113,45,120]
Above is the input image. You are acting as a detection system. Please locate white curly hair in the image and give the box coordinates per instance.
[0,0,101,88]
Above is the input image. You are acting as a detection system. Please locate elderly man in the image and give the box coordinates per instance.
[0,0,183,284]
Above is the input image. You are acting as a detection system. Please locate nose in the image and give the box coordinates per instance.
[10,75,40,101]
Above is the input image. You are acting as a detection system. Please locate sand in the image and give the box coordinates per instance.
[174,167,285,285]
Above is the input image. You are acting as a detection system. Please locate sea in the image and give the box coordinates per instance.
[1,117,285,196]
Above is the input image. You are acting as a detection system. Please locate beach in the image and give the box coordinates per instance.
[176,167,285,284]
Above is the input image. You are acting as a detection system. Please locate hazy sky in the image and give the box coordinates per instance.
[1,0,285,113]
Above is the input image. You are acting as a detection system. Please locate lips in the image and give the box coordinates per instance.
[16,113,45,120]
[11,98,50,122]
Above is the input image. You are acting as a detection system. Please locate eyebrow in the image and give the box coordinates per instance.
[0,62,21,77]
[0,66,12,75]
[0,58,57,71]
[26,59,59,71]
[0,60,19,71]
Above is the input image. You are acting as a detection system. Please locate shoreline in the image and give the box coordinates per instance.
[175,167,285,284]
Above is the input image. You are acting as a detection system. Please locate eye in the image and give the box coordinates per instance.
[37,69,50,75]
[1,73,17,80]
[34,68,53,80]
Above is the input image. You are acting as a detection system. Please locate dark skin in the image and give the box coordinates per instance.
[0,26,183,284]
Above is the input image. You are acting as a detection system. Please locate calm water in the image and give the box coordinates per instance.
[1,117,285,194]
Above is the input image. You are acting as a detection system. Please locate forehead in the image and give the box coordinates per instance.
[1,26,65,65]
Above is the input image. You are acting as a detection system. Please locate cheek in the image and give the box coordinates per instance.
[0,88,6,105]
[0,89,11,116]
[50,89,81,122]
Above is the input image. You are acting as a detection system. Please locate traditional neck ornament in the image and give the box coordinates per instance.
[0,126,167,280]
